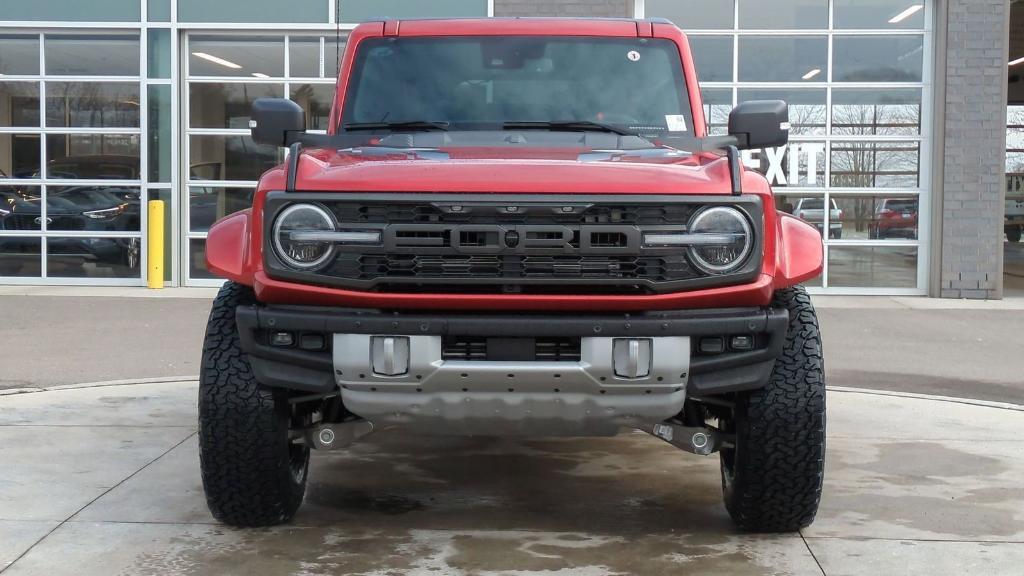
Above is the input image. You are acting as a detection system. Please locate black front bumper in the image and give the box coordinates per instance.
[236,305,789,398]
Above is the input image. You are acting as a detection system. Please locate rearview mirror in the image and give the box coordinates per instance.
[728,100,789,150]
[250,98,305,147]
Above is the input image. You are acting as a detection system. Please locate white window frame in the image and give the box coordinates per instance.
[636,0,934,295]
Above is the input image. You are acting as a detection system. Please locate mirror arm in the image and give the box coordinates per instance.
[285,141,302,193]
[696,135,745,196]
[726,145,742,196]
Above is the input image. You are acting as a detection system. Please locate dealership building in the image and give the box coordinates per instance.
[0,0,1016,297]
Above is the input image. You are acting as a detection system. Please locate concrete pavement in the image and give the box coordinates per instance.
[1,380,1022,575]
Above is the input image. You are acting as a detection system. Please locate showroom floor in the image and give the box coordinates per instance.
[1,380,1022,576]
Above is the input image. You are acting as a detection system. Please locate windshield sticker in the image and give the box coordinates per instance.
[665,115,688,132]
[627,50,641,62]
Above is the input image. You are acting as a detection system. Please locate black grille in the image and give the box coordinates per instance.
[263,193,763,295]
[441,336,582,362]
[336,253,695,282]
[331,202,695,226]
[2,215,85,231]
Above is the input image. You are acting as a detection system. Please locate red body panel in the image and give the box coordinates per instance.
[210,18,823,311]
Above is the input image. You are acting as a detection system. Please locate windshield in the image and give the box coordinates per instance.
[341,36,693,138]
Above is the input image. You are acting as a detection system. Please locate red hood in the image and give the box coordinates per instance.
[279,146,737,195]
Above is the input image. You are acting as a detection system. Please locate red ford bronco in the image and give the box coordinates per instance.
[199,17,825,532]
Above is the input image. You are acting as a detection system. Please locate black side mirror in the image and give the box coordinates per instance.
[250,98,305,147]
[728,100,789,150]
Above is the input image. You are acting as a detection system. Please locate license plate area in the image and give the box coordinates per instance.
[441,336,582,362]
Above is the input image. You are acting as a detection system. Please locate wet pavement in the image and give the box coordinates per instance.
[1,380,1022,575]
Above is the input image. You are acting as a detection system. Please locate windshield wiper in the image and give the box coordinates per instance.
[502,121,637,137]
[344,120,450,132]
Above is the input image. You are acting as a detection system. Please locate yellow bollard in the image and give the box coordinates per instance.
[148,200,164,289]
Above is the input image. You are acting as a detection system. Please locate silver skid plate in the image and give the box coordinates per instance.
[333,334,690,436]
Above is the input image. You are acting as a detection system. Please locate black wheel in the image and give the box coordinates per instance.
[198,281,310,527]
[719,286,825,532]
[1008,227,1022,243]
[123,238,140,270]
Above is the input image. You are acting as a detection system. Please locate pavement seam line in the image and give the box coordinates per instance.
[0,431,198,575]
[828,386,1024,411]
[0,377,199,397]
[801,535,1024,544]
[800,531,828,576]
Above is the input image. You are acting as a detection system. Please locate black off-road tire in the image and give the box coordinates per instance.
[1007,227,1022,243]
[719,286,825,532]
[198,281,309,527]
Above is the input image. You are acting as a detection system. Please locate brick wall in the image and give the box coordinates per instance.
[939,0,1011,298]
[493,0,632,18]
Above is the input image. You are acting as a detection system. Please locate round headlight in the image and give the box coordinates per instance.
[687,206,753,274]
[272,203,336,270]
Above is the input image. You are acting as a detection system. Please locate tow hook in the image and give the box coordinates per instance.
[639,422,727,456]
[302,420,375,450]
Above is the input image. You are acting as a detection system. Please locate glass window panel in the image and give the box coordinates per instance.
[45,82,140,128]
[833,35,923,82]
[0,134,41,179]
[834,0,926,30]
[832,89,922,136]
[189,83,282,129]
[775,193,827,239]
[2,0,140,22]
[0,35,40,75]
[326,36,348,79]
[189,36,285,78]
[1008,152,1024,175]
[189,186,255,232]
[0,82,41,128]
[341,0,488,21]
[290,37,322,78]
[688,36,733,83]
[0,236,41,277]
[47,236,142,278]
[148,29,172,79]
[832,195,919,241]
[46,134,141,180]
[738,0,828,29]
[45,35,140,76]
[189,238,215,279]
[290,84,334,131]
[744,141,826,188]
[830,141,920,188]
[46,185,141,232]
[179,0,328,23]
[738,88,825,135]
[0,186,43,230]
[643,0,734,29]
[149,189,173,282]
[1007,129,1024,152]
[189,135,283,182]
[148,85,172,183]
[738,36,827,82]
[701,88,732,136]
[148,0,171,22]
[828,246,918,288]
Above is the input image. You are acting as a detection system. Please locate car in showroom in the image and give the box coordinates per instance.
[0,155,141,272]
[197,17,826,534]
